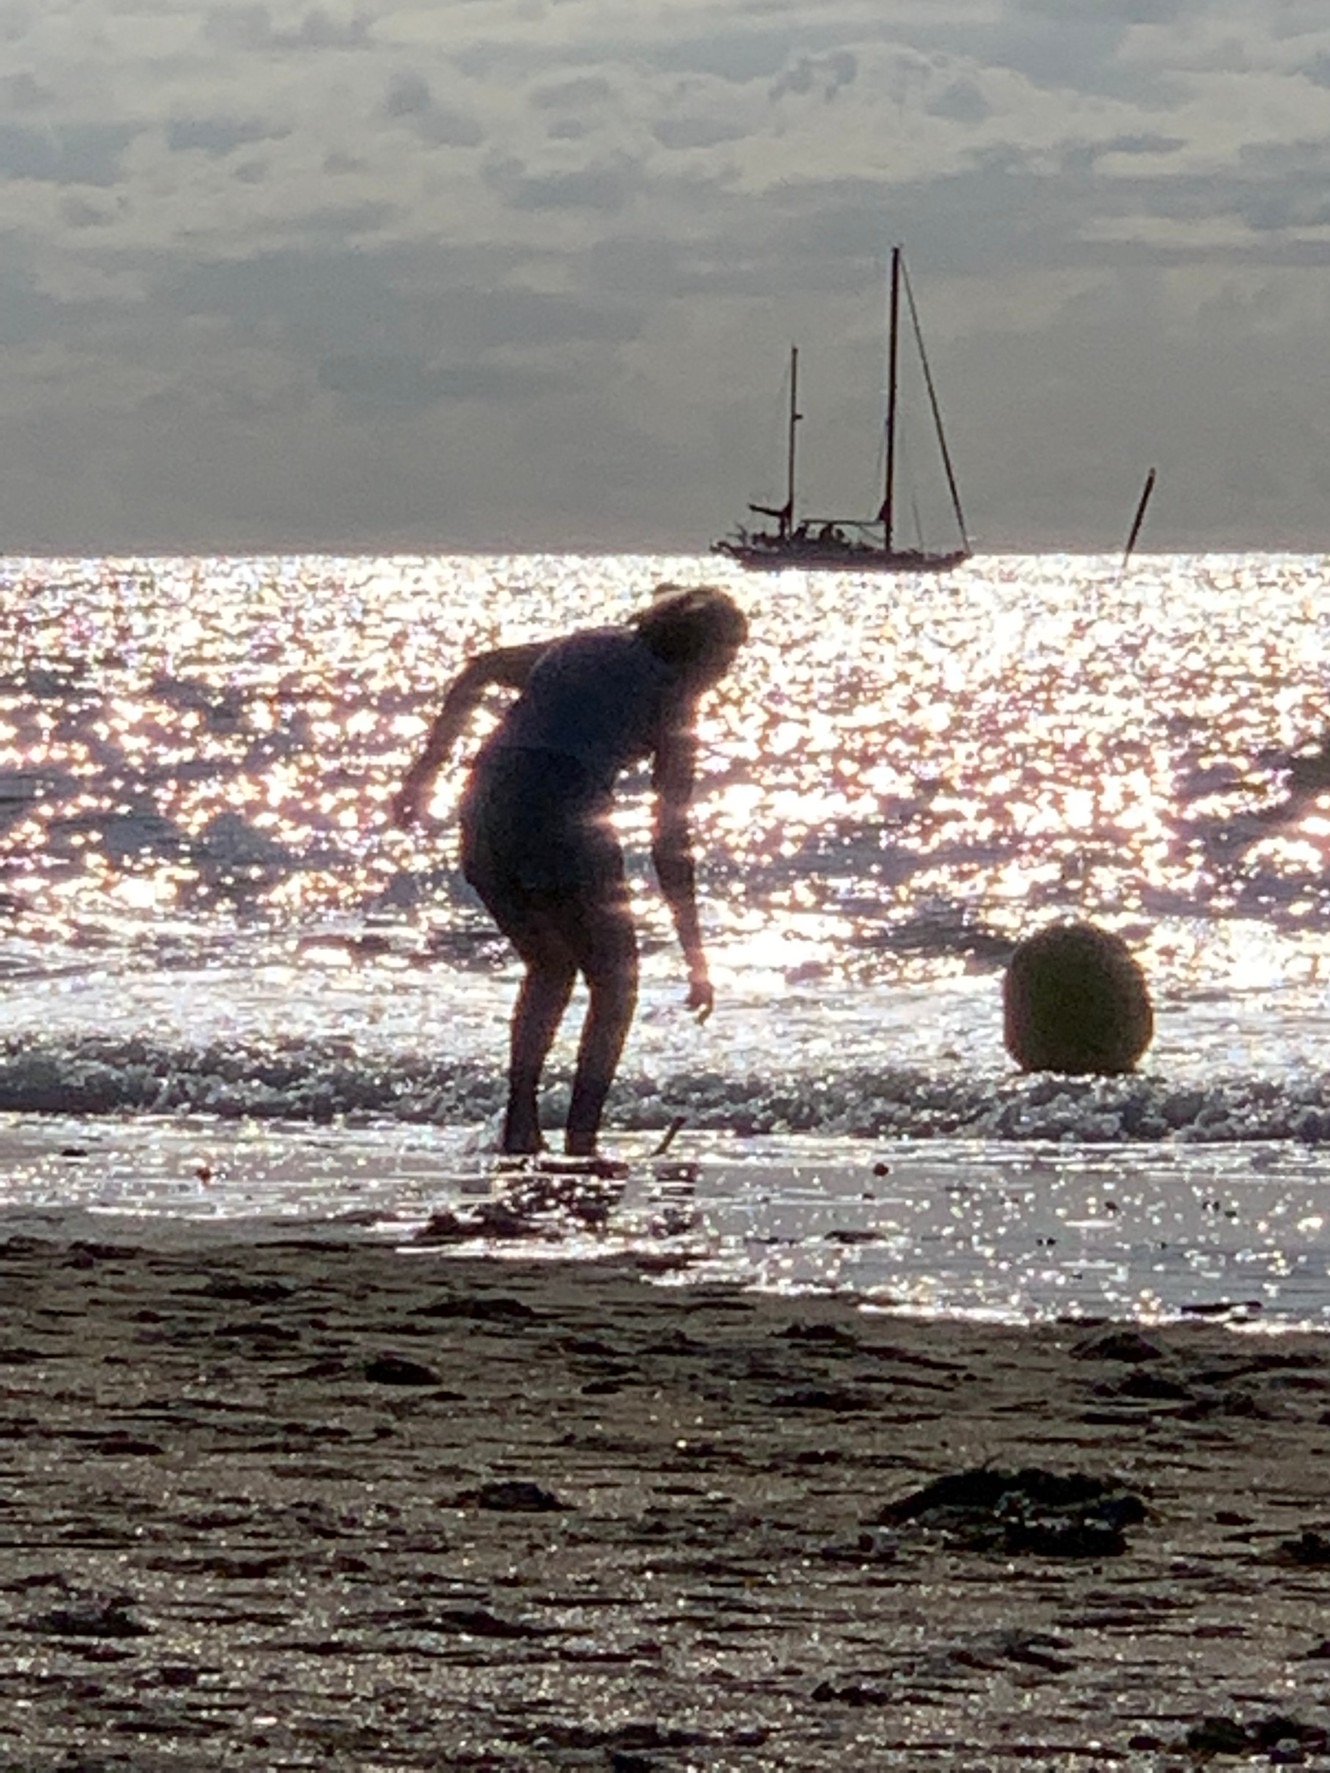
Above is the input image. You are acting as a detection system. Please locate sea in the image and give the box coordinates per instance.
[3,549,1330,1327]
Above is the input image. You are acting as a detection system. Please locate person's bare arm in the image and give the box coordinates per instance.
[651,704,713,1019]
[391,641,547,827]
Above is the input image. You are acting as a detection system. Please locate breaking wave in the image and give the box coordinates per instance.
[6,1033,1330,1145]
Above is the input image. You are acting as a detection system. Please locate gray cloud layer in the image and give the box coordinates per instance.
[1,0,1329,554]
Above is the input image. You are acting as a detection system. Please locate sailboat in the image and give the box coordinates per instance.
[712,246,971,573]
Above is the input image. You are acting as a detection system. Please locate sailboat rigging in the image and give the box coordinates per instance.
[713,246,971,573]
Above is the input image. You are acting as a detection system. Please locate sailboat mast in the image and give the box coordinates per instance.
[786,345,800,538]
[882,246,901,553]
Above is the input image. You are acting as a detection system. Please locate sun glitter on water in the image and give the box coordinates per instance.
[0,550,1329,1012]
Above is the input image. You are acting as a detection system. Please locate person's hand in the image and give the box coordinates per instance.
[686,963,714,1023]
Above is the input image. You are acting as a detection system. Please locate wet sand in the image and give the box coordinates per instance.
[5,1227,1330,1770]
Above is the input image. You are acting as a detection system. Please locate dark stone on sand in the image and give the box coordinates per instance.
[811,1677,894,1707]
[1179,1385,1264,1420]
[1185,1718,1252,1755]
[1070,1327,1166,1363]
[198,1275,294,1304]
[1249,1714,1329,1751]
[1185,1714,1329,1756]
[881,1466,1131,1522]
[1002,920,1153,1075]
[364,1353,442,1386]
[1090,1369,1193,1402]
[432,1605,548,1639]
[542,1722,707,1754]
[63,1240,137,1268]
[212,1318,302,1345]
[878,1465,1146,1558]
[772,1384,876,1413]
[472,1478,567,1512]
[781,1322,860,1349]
[158,1663,202,1688]
[25,1595,151,1639]
[413,1201,542,1244]
[414,1295,539,1322]
[0,1234,48,1256]
[92,1432,165,1456]
[412,1208,472,1244]
[1276,1529,1330,1566]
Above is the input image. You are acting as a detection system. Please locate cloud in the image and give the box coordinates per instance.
[769,50,858,102]
[652,113,747,150]
[316,351,566,415]
[204,5,374,53]
[0,122,138,185]
[927,79,994,124]
[483,151,648,215]
[166,117,287,156]
[0,260,59,349]
[1015,0,1190,21]
[381,70,485,146]
[529,75,615,110]
[4,70,53,110]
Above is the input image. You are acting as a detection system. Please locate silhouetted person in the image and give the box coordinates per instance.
[392,586,748,1159]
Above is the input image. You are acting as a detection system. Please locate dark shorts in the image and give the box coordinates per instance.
[460,750,636,980]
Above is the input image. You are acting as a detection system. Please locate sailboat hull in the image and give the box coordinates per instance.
[712,538,970,574]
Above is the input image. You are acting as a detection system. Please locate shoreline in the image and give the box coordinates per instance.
[6,1229,1330,1768]
[6,1115,1330,1328]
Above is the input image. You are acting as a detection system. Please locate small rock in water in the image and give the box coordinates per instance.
[1002,919,1153,1075]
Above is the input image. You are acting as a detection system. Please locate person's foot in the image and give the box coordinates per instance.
[495,1150,542,1170]
[500,1124,546,1157]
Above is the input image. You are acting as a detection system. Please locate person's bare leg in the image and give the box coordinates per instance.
[565,964,637,1157]
[502,959,576,1154]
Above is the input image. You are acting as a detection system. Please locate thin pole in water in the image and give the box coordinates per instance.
[653,1115,687,1158]
[1121,467,1157,573]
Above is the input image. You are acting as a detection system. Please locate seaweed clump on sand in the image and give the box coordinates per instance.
[877,1465,1147,1558]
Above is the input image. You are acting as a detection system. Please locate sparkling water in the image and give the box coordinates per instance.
[2,550,1329,1321]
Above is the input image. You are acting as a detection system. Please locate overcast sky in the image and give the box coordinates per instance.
[3,0,1330,557]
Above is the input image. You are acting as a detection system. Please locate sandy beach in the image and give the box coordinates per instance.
[5,1226,1330,1770]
